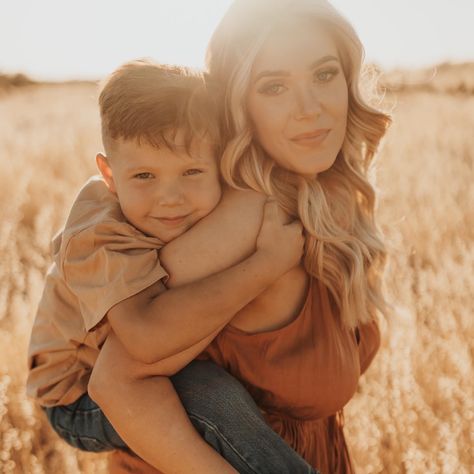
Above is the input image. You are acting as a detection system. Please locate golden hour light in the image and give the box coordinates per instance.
[1,1,473,473]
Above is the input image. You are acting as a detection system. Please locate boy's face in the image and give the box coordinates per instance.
[97,134,221,242]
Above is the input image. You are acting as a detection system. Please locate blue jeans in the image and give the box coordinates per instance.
[45,359,318,473]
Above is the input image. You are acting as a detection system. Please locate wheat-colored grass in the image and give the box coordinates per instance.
[0,78,472,473]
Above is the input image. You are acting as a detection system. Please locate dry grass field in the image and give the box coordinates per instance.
[0,65,473,473]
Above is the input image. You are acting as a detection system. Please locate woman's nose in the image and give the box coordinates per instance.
[294,86,323,120]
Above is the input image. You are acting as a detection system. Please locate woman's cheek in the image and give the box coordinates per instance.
[333,82,349,115]
[255,122,276,156]
[259,104,287,142]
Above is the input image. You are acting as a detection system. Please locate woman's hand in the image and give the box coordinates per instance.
[255,199,304,277]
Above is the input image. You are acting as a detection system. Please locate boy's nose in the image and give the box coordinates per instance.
[156,182,185,207]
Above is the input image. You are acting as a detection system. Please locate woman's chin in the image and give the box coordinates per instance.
[286,156,337,178]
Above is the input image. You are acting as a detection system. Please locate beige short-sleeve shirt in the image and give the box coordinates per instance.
[27,176,167,407]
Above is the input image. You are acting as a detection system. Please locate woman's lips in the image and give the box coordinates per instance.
[291,129,330,146]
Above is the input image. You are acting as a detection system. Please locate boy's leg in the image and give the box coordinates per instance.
[45,396,161,473]
[44,392,127,452]
[46,362,317,473]
[171,359,318,474]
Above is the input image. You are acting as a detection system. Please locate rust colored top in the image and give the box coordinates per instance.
[199,279,381,473]
[109,279,380,474]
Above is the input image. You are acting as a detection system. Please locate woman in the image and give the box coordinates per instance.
[196,0,390,471]
[93,0,390,472]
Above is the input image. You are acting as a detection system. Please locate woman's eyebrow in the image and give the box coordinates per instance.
[309,55,340,69]
[253,55,340,83]
[253,69,290,82]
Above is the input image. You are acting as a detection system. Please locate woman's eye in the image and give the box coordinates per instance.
[133,172,154,180]
[183,169,203,176]
[259,82,286,96]
[314,68,339,83]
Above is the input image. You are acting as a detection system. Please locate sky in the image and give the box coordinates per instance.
[1,0,473,81]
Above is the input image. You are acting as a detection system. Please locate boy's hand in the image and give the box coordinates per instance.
[255,199,304,276]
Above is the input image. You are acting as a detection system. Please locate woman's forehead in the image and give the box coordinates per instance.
[251,22,339,76]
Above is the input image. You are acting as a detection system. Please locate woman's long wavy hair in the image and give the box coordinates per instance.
[206,0,391,328]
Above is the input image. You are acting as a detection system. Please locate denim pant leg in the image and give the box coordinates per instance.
[45,359,318,473]
[44,392,127,452]
[171,359,318,474]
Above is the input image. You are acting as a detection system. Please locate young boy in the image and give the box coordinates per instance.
[27,60,305,473]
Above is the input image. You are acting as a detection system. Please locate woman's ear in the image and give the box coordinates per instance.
[96,153,117,194]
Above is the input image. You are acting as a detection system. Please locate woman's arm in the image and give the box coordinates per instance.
[88,332,237,474]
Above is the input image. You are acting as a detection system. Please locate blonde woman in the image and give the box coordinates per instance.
[88,0,390,472]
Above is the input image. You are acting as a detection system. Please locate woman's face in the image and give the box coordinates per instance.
[246,21,349,177]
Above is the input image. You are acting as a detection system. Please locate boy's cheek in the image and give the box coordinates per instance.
[207,178,223,202]
[197,184,221,216]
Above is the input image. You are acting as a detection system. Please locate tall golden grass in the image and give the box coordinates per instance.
[0,69,472,473]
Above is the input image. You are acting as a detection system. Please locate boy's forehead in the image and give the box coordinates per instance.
[165,127,189,146]
[159,135,216,162]
[111,136,215,164]
[165,129,215,155]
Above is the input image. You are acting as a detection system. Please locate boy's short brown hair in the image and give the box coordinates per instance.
[99,59,221,153]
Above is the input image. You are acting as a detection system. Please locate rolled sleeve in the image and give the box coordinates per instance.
[61,220,167,331]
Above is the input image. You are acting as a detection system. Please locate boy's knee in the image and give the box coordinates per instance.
[171,360,233,397]
[171,360,261,421]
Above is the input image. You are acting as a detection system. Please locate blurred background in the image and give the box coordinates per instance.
[0,1,473,473]
[1,0,473,80]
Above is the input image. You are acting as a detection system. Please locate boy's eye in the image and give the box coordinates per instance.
[259,82,286,96]
[133,172,154,180]
[314,67,339,83]
[183,169,203,176]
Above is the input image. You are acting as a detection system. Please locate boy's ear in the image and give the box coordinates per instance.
[96,153,117,194]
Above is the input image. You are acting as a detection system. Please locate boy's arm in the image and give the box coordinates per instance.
[88,331,237,474]
[161,187,267,287]
[107,200,304,364]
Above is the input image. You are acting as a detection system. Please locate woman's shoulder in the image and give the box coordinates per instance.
[220,186,267,214]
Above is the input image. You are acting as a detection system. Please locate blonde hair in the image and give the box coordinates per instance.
[207,0,391,328]
[99,59,220,154]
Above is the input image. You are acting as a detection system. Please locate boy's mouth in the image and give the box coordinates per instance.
[155,214,190,226]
